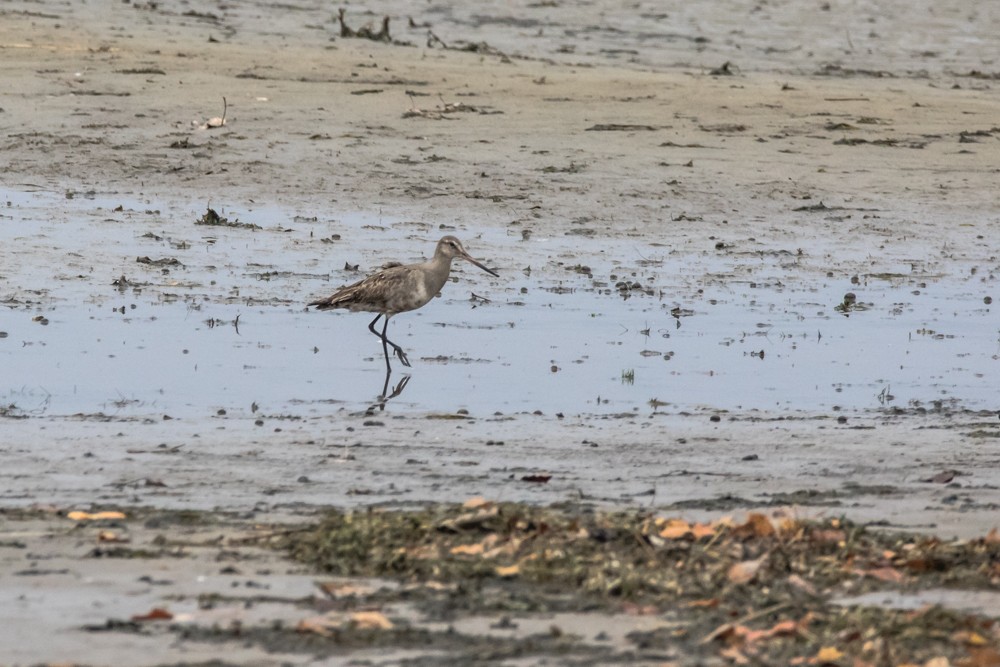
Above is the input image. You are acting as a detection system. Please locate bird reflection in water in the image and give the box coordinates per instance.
[367,369,411,413]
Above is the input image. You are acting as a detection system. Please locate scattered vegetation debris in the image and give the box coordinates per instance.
[281,503,1000,665]
[960,69,1000,79]
[699,123,747,133]
[659,140,712,148]
[815,63,895,78]
[403,95,498,120]
[337,8,391,42]
[708,61,738,76]
[793,201,838,212]
[540,162,584,174]
[195,207,261,230]
[135,256,181,267]
[585,123,659,131]
[833,137,928,148]
[116,67,166,75]
[923,470,959,484]
[425,30,510,62]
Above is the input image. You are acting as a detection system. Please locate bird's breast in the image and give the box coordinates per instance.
[390,281,432,313]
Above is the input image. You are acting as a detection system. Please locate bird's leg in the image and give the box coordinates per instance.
[379,315,411,368]
[368,314,393,373]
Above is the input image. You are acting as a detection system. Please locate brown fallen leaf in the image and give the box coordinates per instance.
[657,518,716,540]
[787,574,818,596]
[131,607,173,622]
[741,618,801,644]
[811,528,846,544]
[450,543,485,556]
[856,566,906,583]
[296,610,393,634]
[921,659,949,667]
[438,506,500,532]
[728,556,767,584]
[957,647,1000,667]
[811,645,843,663]
[317,580,375,598]
[688,598,720,608]
[67,510,126,521]
[350,611,393,630]
[732,513,776,539]
[296,613,340,637]
[521,474,552,483]
[953,631,990,647]
[659,518,693,539]
[483,535,522,559]
[97,530,129,543]
[690,522,717,539]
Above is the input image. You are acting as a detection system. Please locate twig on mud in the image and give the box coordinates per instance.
[731,600,793,627]
[338,8,390,42]
[664,469,738,478]
[427,30,448,49]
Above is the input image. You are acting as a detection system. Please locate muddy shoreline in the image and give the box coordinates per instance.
[1,0,999,664]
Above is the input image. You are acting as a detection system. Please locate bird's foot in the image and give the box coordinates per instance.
[394,347,411,367]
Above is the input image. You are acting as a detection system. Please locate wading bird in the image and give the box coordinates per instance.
[308,236,498,370]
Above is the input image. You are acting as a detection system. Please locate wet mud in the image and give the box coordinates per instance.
[1,0,999,664]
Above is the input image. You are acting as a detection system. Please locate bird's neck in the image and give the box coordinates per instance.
[424,254,453,293]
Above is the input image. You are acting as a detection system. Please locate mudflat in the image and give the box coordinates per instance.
[1,1,999,664]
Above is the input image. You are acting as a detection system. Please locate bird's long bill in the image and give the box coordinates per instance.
[460,251,499,277]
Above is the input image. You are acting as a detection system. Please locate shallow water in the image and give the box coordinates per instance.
[1,188,995,420]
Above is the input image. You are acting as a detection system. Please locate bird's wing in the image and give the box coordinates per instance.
[308,266,411,311]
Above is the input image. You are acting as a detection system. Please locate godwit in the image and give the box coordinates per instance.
[308,236,498,369]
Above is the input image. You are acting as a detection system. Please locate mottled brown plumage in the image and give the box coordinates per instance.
[309,236,498,369]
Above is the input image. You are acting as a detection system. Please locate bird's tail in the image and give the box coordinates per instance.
[307,295,340,310]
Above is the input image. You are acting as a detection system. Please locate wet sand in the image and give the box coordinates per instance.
[1,0,999,664]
